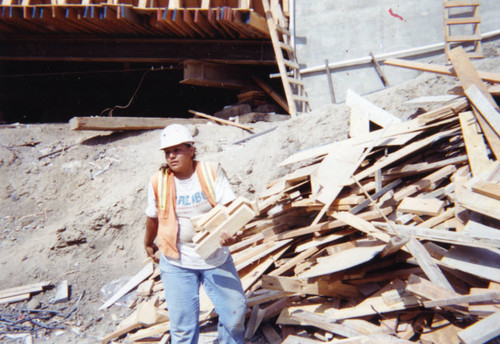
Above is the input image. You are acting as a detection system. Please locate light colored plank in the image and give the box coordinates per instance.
[0,293,30,305]
[0,281,51,299]
[471,180,500,201]
[345,89,402,128]
[325,279,420,321]
[195,204,256,260]
[441,246,500,283]
[465,84,500,137]
[290,310,364,338]
[456,189,500,221]
[299,240,386,279]
[374,222,500,249]
[353,128,459,182]
[349,105,370,138]
[384,58,500,84]
[262,275,359,298]
[457,311,500,344]
[189,109,254,132]
[459,111,493,177]
[424,291,500,308]
[397,197,444,216]
[99,262,154,311]
[405,238,454,291]
[69,116,205,131]
[448,46,500,159]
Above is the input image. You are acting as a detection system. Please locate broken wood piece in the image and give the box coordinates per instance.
[441,245,500,283]
[194,203,256,259]
[464,84,500,137]
[423,291,500,308]
[456,188,500,221]
[405,238,454,291]
[0,281,51,299]
[99,262,154,311]
[136,279,155,297]
[397,196,444,216]
[290,309,364,338]
[457,311,500,344]
[345,89,401,127]
[51,280,69,304]
[459,111,493,177]
[69,116,205,131]
[262,275,359,298]
[383,58,500,84]
[471,180,500,201]
[188,109,254,132]
[101,310,141,344]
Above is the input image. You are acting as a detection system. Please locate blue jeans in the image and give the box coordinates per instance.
[159,255,247,344]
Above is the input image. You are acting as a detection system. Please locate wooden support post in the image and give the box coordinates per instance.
[370,52,389,86]
[325,59,336,103]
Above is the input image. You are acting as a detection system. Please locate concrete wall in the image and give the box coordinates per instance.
[294,0,500,109]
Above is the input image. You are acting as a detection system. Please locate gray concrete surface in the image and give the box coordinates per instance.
[293,0,500,109]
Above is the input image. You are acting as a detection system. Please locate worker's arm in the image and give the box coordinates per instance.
[145,216,159,262]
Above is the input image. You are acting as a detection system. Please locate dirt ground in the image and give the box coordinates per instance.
[1,40,499,343]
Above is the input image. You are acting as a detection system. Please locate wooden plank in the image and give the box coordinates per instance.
[325,279,420,321]
[195,204,256,259]
[299,240,386,279]
[471,180,500,201]
[448,45,500,159]
[189,109,254,132]
[374,222,500,249]
[424,291,500,308]
[349,106,370,138]
[262,275,359,298]
[0,293,30,305]
[405,238,454,291]
[290,310,364,338]
[441,246,500,283]
[465,84,500,137]
[397,197,444,216]
[69,116,206,131]
[252,76,289,113]
[383,58,500,84]
[99,262,154,311]
[457,311,500,344]
[456,189,500,221]
[0,281,51,299]
[353,128,459,182]
[406,274,461,301]
[459,111,493,176]
[345,89,401,128]
[393,165,456,201]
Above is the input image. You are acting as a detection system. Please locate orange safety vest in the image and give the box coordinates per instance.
[150,160,218,259]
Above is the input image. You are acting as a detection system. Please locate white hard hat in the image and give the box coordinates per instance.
[159,124,194,150]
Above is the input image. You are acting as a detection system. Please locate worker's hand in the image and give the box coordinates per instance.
[220,231,239,246]
[145,242,159,263]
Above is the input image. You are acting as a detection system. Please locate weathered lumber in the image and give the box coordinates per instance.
[345,89,401,128]
[99,262,154,311]
[69,116,205,131]
[457,311,500,344]
[383,58,500,84]
[194,203,256,259]
[189,109,254,132]
[397,196,445,217]
[459,111,494,176]
[289,310,364,338]
[471,180,500,201]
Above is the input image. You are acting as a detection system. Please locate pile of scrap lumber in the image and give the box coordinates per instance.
[102,46,500,344]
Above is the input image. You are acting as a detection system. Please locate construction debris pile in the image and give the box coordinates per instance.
[96,46,500,344]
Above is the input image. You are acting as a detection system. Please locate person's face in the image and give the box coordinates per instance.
[163,143,195,176]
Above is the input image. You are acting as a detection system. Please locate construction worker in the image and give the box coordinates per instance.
[144,123,246,344]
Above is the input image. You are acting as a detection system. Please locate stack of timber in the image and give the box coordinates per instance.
[0,0,270,38]
[102,46,500,344]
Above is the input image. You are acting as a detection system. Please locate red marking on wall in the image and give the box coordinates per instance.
[388,8,405,22]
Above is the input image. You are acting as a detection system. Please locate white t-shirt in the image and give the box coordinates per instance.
[145,164,236,269]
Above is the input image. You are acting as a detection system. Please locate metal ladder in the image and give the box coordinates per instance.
[444,0,483,60]
[262,0,310,118]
